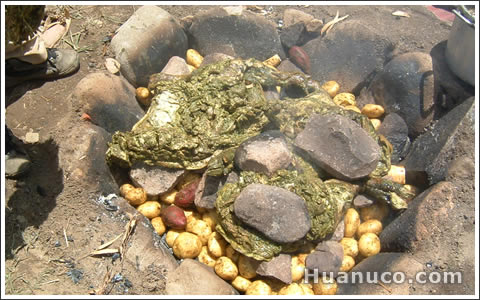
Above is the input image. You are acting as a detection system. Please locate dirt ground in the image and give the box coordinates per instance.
[2,4,475,295]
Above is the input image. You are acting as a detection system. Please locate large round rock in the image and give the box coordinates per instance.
[369,52,437,137]
[188,6,285,60]
[233,183,310,243]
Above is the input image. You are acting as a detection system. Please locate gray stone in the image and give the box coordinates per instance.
[129,162,185,196]
[5,153,31,178]
[195,171,239,210]
[353,194,375,208]
[306,241,343,278]
[277,59,303,73]
[379,182,454,253]
[303,19,394,93]
[377,113,411,163]
[280,22,305,49]
[234,130,292,176]
[402,97,474,184]
[57,122,118,194]
[369,52,437,137]
[337,253,424,295]
[283,8,314,27]
[305,19,323,34]
[234,183,310,243]
[161,56,191,76]
[446,156,475,181]
[199,52,234,68]
[70,72,144,134]
[25,132,39,144]
[165,259,238,295]
[328,220,345,241]
[294,114,381,181]
[256,254,292,284]
[189,7,285,60]
[111,6,188,86]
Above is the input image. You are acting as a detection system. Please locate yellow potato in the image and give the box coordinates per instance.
[198,246,217,267]
[321,80,340,98]
[185,210,202,230]
[356,219,383,238]
[312,277,337,295]
[136,201,161,219]
[166,229,184,248]
[159,189,177,205]
[278,283,306,295]
[263,54,281,67]
[300,283,315,295]
[291,256,306,282]
[370,118,382,131]
[207,232,227,258]
[344,208,360,238]
[360,201,389,222]
[172,232,202,259]
[186,219,212,245]
[226,245,240,263]
[119,183,135,197]
[202,210,219,230]
[358,232,381,257]
[340,255,355,272]
[135,87,151,106]
[245,280,272,295]
[177,172,201,191]
[340,237,359,257]
[187,64,196,73]
[383,165,406,185]
[361,104,385,118]
[403,184,420,201]
[344,105,362,113]
[151,217,166,236]
[186,49,203,68]
[231,276,252,292]
[123,186,147,206]
[238,255,260,279]
[333,92,356,107]
[214,256,238,281]
[297,253,309,265]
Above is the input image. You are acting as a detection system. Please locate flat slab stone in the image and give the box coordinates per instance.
[294,114,381,181]
[234,183,310,243]
[256,254,292,284]
[129,162,185,196]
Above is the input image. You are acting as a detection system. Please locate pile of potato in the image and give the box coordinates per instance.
[125,76,411,295]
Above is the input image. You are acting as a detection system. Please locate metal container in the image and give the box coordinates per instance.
[445,6,475,86]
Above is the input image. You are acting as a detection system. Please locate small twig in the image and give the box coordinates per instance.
[63,217,70,247]
[120,214,137,262]
[377,281,392,294]
[321,10,350,36]
[39,279,59,285]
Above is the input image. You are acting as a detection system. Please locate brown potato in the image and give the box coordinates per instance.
[340,255,355,272]
[361,104,385,118]
[186,49,204,68]
[344,208,360,238]
[340,237,359,257]
[151,217,166,236]
[172,232,202,259]
[159,189,177,205]
[231,276,252,292]
[358,232,381,257]
[226,245,240,264]
[321,80,340,98]
[312,277,337,295]
[333,92,356,107]
[238,255,260,279]
[214,256,238,281]
[356,219,383,238]
[161,205,187,230]
[291,256,306,282]
[360,201,389,222]
[137,201,161,219]
[245,280,272,295]
[186,219,212,245]
[198,246,217,267]
[124,186,147,206]
[165,229,184,248]
[207,232,227,258]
